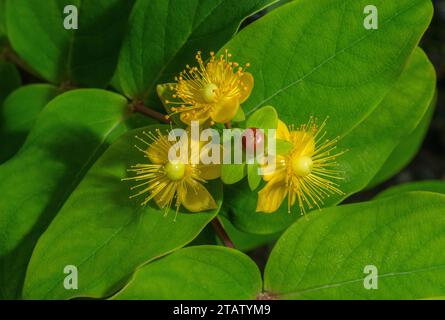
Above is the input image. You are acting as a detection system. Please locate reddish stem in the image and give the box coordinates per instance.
[2,46,43,79]
[211,218,235,248]
[256,292,278,300]
[132,101,171,124]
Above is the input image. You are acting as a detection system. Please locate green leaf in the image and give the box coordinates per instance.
[23,125,222,299]
[219,106,280,185]
[0,84,59,163]
[112,246,262,300]
[187,224,218,247]
[0,89,151,299]
[219,216,279,252]
[221,163,246,184]
[335,48,435,189]
[113,0,277,100]
[189,215,279,251]
[224,0,432,137]
[224,106,279,187]
[232,107,246,122]
[246,105,278,129]
[0,0,7,44]
[224,47,436,234]
[156,83,187,127]
[247,163,261,191]
[275,139,293,155]
[6,0,134,86]
[220,127,249,185]
[375,181,445,200]
[264,192,445,299]
[222,0,434,234]
[368,92,437,187]
[0,60,21,104]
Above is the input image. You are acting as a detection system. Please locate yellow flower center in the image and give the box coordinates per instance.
[201,83,218,103]
[164,161,186,181]
[291,155,313,177]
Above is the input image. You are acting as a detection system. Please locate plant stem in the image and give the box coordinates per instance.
[2,46,41,79]
[59,80,77,92]
[132,101,171,124]
[256,292,278,300]
[211,217,235,248]
[224,122,232,129]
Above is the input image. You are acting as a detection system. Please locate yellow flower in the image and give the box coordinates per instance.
[122,129,220,216]
[167,50,253,125]
[256,118,345,214]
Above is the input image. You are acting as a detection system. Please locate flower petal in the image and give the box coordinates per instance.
[180,179,218,212]
[156,83,180,114]
[291,131,315,156]
[276,119,291,141]
[197,164,221,180]
[146,134,170,164]
[153,180,176,209]
[262,156,286,181]
[211,95,240,123]
[179,106,211,125]
[256,175,288,213]
[238,72,254,103]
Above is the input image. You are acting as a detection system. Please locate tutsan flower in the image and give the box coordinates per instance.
[256,118,345,214]
[122,129,220,217]
[166,50,253,125]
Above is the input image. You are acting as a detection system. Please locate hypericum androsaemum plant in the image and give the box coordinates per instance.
[167,50,253,125]
[123,128,221,215]
[256,117,346,214]
[0,0,443,300]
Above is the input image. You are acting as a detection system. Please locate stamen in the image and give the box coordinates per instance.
[279,117,345,214]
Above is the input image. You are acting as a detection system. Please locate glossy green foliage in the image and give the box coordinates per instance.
[0,0,439,301]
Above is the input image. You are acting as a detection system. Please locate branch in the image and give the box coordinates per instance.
[211,217,235,248]
[2,46,41,78]
[132,101,171,124]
